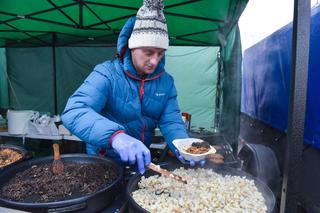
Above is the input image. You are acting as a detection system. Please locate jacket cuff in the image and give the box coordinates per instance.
[108,130,125,148]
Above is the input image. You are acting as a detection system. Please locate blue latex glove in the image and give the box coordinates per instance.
[111,133,151,174]
[174,149,206,167]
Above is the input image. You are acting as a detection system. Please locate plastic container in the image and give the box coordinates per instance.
[173,138,216,162]
[7,110,36,135]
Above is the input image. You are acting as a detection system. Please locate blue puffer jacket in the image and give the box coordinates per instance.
[61,17,188,161]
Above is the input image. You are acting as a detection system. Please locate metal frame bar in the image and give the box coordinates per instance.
[172,37,212,45]
[4,23,50,46]
[85,0,224,29]
[174,27,223,40]
[57,32,117,46]
[165,0,202,9]
[85,14,135,28]
[0,1,244,47]
[214,48,223,131]
[0,11,16,16]
[0,37,40,47]
[0,3,78,25]
[165,12,225,23]
[0,30,115,47]
[82,1,138,28]
[26,16,76,28]
[84,1,138,11]
[79,1,83,28]
[47,0,79,27]
[0,3,78,45]
[82,1,111,30]
[280,0,311,212]
[51,33,58,115]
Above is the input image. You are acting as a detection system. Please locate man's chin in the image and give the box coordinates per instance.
[144,69,155,74]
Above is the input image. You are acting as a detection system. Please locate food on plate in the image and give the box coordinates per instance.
[185,146,209,154]
[132,168,267,213]
[185,141,211,154]
[0,148,23,168]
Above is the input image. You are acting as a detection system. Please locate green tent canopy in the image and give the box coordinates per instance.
[0,0,248,147]
[0,0,247,47]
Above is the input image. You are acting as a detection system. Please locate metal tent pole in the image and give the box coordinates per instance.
[51,33,58,115]
[214,48,222,132]
[280,0,310,212]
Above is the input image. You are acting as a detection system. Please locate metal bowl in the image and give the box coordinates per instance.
[0,144,32,171]
[0,154,124,213]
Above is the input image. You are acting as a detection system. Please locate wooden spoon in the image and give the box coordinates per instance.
[147,162,187,184]
[52,143,64,175]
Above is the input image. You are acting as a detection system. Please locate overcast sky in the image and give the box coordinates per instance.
[239,0,319,50]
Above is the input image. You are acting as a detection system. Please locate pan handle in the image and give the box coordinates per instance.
[48,202,87,213]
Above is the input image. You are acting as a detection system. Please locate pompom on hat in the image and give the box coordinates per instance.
[128,0,169,50]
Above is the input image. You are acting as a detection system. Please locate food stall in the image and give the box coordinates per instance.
[0,0,312,212]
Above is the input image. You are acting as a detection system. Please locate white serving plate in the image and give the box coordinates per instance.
[173,138,216,162]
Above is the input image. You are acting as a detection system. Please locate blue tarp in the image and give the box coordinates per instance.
[241,5,320,149]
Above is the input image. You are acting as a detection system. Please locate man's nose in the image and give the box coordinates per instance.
[150,56,161,65]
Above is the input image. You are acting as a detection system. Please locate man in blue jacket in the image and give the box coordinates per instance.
[61,0,191,174]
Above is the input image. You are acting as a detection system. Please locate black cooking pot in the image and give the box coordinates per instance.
[0,154,123,213]
[0,144,33,171]
[127,163,275,213]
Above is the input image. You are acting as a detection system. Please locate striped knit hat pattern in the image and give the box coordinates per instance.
[128,0,169,50]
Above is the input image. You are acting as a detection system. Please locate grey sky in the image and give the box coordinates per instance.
[239,0,319,50]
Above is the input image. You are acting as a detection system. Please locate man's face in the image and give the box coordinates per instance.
[131,47,165,75]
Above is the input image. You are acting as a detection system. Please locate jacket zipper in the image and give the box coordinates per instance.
[124,70,165,144]
[140,80,146,143]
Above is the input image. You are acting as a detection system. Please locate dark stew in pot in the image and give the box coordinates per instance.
[0,162,117,203]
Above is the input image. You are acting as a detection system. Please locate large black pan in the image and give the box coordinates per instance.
[0,154,123,213]
[0,144,33,171]
[127,162,276,213]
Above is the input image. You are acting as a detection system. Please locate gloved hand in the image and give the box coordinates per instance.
[174,149,206,167]
[111,133,151,174]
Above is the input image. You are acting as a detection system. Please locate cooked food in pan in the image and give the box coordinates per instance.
[0,148,23,168]
[133,168,267,213]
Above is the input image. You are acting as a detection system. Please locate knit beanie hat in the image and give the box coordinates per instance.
[128,0,169,50]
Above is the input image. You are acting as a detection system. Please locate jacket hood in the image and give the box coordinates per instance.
[116,17,166,79]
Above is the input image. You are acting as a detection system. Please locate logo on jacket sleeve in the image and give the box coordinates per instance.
[155,92,166,96]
